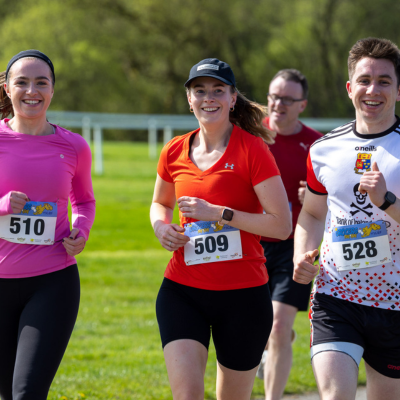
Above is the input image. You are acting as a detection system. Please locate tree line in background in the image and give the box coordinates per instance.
[1,0,400,120]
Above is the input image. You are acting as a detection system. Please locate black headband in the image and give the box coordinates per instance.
[6,50,55,82]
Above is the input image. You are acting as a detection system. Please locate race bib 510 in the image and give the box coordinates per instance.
[331,221,391,271]
[184,221,242,265]
[0,201,57,245]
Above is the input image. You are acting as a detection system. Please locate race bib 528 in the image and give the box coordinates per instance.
[0,201,57,245]
[331,221,391,271]
[184,221,242,265]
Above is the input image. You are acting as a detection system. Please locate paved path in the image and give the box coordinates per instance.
[255,386,367,400]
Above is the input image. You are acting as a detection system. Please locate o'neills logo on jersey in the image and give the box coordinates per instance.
[354,145,377,151]
[354,153,372,175]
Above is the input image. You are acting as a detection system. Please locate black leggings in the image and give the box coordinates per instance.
[0,265,80,400]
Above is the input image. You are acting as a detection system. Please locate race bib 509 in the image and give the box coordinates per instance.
[184,221,242,265]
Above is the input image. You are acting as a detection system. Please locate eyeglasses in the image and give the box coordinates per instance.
[267,93,304,106]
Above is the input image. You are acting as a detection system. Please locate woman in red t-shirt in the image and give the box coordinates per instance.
[150,58,291,399]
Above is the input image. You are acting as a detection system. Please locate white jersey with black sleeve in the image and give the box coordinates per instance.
[306,117,400,310]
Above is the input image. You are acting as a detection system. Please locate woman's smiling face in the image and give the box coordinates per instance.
[187,77,236,126]
[4,57,54,120]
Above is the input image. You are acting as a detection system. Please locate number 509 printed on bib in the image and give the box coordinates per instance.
[184,221,242,265]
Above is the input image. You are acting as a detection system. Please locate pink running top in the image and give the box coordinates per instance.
[0,119,96,278]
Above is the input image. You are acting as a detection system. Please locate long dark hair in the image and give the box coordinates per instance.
[0,72,13,119]
[230,88,275,144]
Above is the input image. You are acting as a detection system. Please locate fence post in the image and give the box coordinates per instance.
[93,125,103,175]
[82,116,91,143]
[148,119,157,159]
[163,126,173,145]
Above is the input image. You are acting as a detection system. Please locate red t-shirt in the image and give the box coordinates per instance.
[261,118,322,242]
[157,124,280,290]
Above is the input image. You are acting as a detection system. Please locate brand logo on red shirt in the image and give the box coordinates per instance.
[299,142,309,151]
[225,163,234,170]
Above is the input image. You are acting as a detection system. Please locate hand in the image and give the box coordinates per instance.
[154,221,190,252]
[10,191,29,214]
[298,181,307,205]
[177,196,221,221]
[63,228,86,256]
[358,162,387,207]
[293,249,319,284]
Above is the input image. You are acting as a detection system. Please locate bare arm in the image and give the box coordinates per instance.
[293,188,328,284]
[177,175,292,240]
[382,195,400,224]
[150,174,190,252]
[298,180,307,205]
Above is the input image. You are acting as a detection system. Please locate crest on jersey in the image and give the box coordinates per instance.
[354,153,371,175]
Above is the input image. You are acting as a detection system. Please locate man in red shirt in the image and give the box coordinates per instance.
[257,69,322,400]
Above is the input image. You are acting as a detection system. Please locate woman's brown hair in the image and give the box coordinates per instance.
[0,71,13,120]
[230,88,275,144]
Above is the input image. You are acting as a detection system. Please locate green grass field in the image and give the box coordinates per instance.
[49,142,366,399]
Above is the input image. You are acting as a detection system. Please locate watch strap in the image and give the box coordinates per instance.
[219,208,234,225]
[379,191,396,211]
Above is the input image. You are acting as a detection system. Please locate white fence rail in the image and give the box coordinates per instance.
[47,111,348,175]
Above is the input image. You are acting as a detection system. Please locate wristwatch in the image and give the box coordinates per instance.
[219,208,234,225]
[378,191,397,211]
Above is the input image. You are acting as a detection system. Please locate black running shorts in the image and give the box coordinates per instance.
[262,239,312,311]
[156,277,273,371]
[310,293,400,378]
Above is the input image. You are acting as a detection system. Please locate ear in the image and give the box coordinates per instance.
[396,84,400,102]
[299,99,307,114]
[231,91,237,108]
[186,90,192,108]
[346,81,352,99]
[4,82,10,98]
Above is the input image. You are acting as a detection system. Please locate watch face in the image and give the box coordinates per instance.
[386,191,397,204]
[222,209,234,221]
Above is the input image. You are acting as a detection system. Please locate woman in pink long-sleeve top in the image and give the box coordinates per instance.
[0,50,95,400]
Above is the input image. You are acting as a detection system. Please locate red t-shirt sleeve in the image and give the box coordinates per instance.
[249,138,280,187]
[157,142,174,183]
[306,152,327,194]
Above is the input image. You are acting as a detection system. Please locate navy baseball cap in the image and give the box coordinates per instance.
[184,58,236,88]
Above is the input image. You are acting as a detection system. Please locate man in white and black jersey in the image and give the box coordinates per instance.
[293,37,400,400]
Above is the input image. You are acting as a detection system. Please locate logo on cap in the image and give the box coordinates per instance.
[197,64,219,71]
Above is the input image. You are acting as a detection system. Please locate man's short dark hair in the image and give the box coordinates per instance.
[271,69,308,99]
[348,37,400,85]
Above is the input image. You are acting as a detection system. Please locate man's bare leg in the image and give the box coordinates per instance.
[364,361,400,400]
[263,301,297,400]
[312,351,358,400]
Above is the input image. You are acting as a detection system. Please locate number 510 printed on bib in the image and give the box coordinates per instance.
[0,201,57,245]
